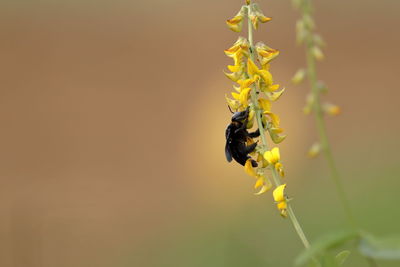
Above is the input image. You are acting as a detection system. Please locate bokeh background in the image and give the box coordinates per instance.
[1,0,400,266]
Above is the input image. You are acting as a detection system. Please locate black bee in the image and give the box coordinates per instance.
[225,107,260,167]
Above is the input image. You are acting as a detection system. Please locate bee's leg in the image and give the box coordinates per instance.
[246,156,258,167]
[245,142,257,154]
[248,129,260,138]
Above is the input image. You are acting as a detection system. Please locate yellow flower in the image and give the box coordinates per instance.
[254,175,272,195]
[273,184,286,202]
[266,88,285,101]
[263,111,280,128]
[237,77,257,89]
[226,6,247,32]
[268,127,287,144]
[226,15,244,32]
[247,58,273,87]
[263,147,280,165]
[224,70,243,82]
[257,153,269,168]
[224,38,250,82]
[255,42,279,66]
[239,87,252,107]
[224,37,250,56]
[273,184,288,217]
[323,103,341,116]
[307,142,321,158]
[244,159,257,177]
[248,4,271,30]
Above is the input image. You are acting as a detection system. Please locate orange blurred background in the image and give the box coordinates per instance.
[1,0,400,266]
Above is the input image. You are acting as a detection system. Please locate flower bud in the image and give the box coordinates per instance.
[312,46,324,61]
[307,142,321,158]
[291,68,306,84]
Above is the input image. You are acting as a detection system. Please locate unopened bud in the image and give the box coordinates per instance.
[307,142,321,158]
[291,68,306,84]
[312,46,324,61]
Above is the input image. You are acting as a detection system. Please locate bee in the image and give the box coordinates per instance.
[225,107,260,167]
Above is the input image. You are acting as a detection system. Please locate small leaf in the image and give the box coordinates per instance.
[335,250,351,266]
[295,229,358,266]
[359,233,400,260]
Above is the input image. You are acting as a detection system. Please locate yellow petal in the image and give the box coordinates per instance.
[247,58,260,76]
[269,129,286,144]
[273,184,286,202]
[226,16,243,32]
[268,84,280,92]
[237,78,255,89]
[254,177,264,189]
[267,88,285,101]
[323,103,341,116]
[231,92,240,100]
[277,201,287,211]
[259,70,273,86]
[228,64,241,73]
[233,85,241,92]
[239,87,251,107]
[244,159,257,177]
[250,14,258,30]
[271,147,280,161]
[254,185,269,195]
[225,95,240,110]
[264,111,280,127]
[264,147,280,164]
[275,162,285,177]
[277,201,288,218]
[259,15,272,23]
[224,71,241,82]
[258,98,271,112]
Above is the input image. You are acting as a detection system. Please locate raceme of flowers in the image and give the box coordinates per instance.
[224,1,289,217]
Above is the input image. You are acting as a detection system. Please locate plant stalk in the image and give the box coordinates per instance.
[302,0,356,229]
[246,1,311,251]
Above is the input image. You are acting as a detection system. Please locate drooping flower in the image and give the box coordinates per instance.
[226,6,247,32]
[273,184,288,217]
[323,103,341,116]
[254,174,272,195]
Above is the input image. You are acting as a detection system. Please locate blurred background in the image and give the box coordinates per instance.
[1,0,400,266]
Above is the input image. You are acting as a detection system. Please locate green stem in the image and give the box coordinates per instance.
[246,1,311,251]
[303,1,356,229]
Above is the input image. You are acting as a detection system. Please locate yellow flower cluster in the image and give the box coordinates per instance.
[224,1,289,216]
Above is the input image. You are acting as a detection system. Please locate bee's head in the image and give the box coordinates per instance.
[231,107,249,122]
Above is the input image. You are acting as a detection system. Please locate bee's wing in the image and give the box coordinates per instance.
[225,142,233,162]
[225,126,233,162]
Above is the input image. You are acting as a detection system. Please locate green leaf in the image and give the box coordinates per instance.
[359,233,400,260]
[335,250,350,266]
[295,229,358,266]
